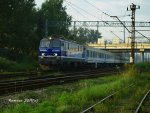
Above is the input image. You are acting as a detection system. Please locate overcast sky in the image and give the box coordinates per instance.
[35,0,150,41]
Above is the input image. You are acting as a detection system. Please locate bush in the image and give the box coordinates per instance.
[0,57,17,71]
[136,62,150,72]
[0,57,37,72]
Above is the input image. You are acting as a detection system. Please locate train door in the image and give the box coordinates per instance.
[61,41,66,56]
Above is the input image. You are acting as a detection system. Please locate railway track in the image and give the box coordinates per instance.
[135,89,150,113]
[81,84,134,113]
[0,69,119,96]
[0,71,38,79]
[0,67,121,80]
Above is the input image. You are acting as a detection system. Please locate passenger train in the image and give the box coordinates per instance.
[39,35,128,70]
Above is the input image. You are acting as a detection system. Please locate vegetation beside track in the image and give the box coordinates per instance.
[0,57,38,72]
[1,63,150,113]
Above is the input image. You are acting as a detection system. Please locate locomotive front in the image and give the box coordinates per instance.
[39,38,63,70]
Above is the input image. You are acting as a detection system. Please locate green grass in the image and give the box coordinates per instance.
[1,63,150,113]
[0,57,37,72]
[136,62,150,72]
[93,65,150,113]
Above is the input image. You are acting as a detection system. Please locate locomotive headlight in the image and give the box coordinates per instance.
[42,53,45,56]
[54,53,58,56]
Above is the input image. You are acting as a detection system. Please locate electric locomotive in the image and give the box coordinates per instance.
[39,36,85,70]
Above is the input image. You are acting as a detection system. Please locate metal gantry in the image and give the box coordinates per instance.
[47,21,150,27]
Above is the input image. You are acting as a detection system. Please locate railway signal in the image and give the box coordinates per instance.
[127,3,140,64]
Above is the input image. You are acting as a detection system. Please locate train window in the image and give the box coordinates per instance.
[71,44,73,50]
[96,53,98,58]
[92,51,94,57]
[93,52,95,58]
[102,54,105,58]
[64,43,65,50]
[68,43,69,50]
[99,53,101,58]
[96,52,98,58]
[75,45,77,51]
[90,51,92,57]
[89,51,91,57]
[61,42,64,46]
[50,40,61,47]
[87,50,89,57]
[80,46,83,51]
[40,40,50,48]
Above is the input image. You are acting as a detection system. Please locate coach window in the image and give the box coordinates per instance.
[65,42,67,50]
[61,42,64,50]
[68,43,69,50]
[75,45,77,51]
[81,46,83,51]
[71,44,73,51]
[89,51,91,57]
[102,54,104,58]
[93,52,95,57]
[95,52,97,58]
[104,54,106,59]
[64,42,67,50]
[87,50,89,57]
[90,51,92,58]
[93,52,95,58]
[92,52,94,58]
[78,46,79,51]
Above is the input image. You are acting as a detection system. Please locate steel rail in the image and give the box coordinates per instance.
[0,70,118,96]
[135,89,150,113]
[81,84,134,113]
[0,68,116,80]
[0,68,117,83]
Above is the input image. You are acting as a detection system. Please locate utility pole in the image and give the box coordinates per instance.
[127,3,140,64]
[45,19,48,38]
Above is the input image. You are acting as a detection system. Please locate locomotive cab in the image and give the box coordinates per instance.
[39,38,64,57]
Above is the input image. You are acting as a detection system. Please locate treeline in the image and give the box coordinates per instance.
[0,0,101,59]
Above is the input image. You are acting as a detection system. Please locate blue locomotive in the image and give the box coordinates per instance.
[39,36,128,70]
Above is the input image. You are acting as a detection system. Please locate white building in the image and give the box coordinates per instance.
[125,37,131,44]
[112,37,121,44]
[97,38,105,44]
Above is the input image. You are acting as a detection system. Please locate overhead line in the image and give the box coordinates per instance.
[83,0,125,39]
[135,30,150,42]
[110,16,131,33]
[64,0,109,24]
[84,0,111,17]
[110,31,124,42]
[64,0,123,40]
[66,2,90,20]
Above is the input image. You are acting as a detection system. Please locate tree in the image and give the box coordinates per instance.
[37,0,71,39]
[68,27,102,44]
[0,0,38,59]
[0,0,72,60]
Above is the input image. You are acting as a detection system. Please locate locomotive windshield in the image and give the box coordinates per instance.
[40,39,50,48]
[40,38,61,48]
[50,40,61,48]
